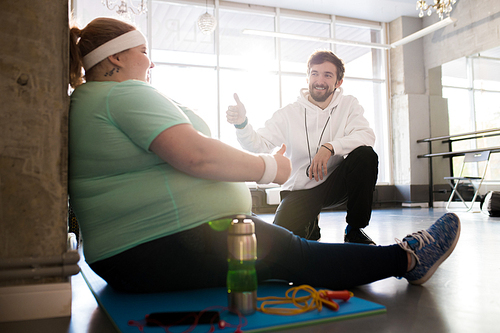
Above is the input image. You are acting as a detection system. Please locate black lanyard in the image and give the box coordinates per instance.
[304,105,337,169]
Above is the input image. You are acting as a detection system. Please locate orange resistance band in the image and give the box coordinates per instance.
[257,285,353,315]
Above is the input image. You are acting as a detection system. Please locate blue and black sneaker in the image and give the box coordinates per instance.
[397,213,461,285]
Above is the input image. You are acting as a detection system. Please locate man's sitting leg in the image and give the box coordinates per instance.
[305,214,321,241]
[321,146,378,245]
[274,190,322,240]
[342,146,378,245]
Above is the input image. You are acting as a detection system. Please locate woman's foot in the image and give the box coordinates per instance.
[397,213,461,285]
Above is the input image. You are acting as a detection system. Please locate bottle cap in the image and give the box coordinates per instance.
[228,218,255,235]
[228,217,256,260]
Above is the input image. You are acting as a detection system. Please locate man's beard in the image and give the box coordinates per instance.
[309,85,335,103]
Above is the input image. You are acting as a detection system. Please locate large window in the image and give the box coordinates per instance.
[442,46,500,180]
[73,0,390,183]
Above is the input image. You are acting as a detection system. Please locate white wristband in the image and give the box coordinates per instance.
[257,154,278,184]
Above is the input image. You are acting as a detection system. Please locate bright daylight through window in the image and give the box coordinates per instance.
[73,0,390,184]
[442,46,500,180]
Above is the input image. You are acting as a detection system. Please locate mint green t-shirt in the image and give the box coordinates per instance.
[69,80,252,263]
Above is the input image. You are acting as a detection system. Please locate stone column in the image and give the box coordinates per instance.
[0,0,71,321]
[389,16,436,203]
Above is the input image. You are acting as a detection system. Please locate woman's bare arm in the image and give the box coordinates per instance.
[149,123,291,184]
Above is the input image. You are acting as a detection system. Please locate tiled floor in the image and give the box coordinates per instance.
[2,207,500,333]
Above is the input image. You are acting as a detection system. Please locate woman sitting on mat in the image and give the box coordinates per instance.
[68,17,460,293]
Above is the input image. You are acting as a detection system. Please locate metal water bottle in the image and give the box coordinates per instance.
[227,215,257,315]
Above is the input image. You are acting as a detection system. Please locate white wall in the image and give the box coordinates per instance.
[423,0,500,75]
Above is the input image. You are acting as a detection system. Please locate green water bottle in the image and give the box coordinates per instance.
[227,215,257,315]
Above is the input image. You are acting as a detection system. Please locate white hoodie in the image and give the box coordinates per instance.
[236,87,375,191]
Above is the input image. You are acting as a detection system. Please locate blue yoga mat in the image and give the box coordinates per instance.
[79,260,386,332]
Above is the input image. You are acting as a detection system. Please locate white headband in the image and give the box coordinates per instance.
[82,30,147,71]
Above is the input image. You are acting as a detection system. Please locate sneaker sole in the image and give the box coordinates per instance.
[409,213,461,285]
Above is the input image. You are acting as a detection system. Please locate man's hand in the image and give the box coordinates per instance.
[308,143,334,181]
[226,93,247,126]
[273,145,291,184]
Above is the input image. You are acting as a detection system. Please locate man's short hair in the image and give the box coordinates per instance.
[307,50,345,83]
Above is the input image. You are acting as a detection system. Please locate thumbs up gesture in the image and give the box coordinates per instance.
[226,93,247,126]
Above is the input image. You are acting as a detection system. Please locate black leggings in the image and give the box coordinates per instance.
[274,146,379,238]
[90,215,407,293]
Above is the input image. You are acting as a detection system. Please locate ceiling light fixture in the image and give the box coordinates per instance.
[242,30,392,50]
[243,17,456,49]
[390,16,456,47]
[416,0,456,20]
[197,0,217,35]
[101,0,147,19]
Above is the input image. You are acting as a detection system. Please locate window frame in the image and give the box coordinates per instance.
[73,0,391,184]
